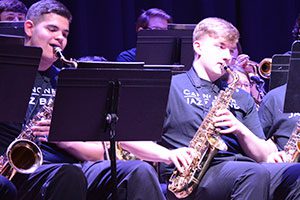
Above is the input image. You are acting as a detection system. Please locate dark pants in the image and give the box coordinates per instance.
[166,161,300,200]
[81,160,166,200]
[262,163,300,200]
[12,160,165,200]
[12,163,87,200]
[0,175,17,200]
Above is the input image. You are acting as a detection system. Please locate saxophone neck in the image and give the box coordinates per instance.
[224,65,239,89]
[53,46,78,68]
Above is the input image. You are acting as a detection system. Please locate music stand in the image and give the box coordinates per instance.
[284,40,300,112]
[0,36,41,122]
[136,28,194,71]
[0,21,25,37]
[269,54,290,90]
[77,60,185,74]
[77,60,144,69]
[0,34,24,45]
[48,67,172,199]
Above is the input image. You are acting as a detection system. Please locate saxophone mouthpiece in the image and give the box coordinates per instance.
[52,45,78,68]
[52,46,64,59]
[223,65,232,73]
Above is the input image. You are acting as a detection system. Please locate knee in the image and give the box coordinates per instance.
[282,164,300,184]
[57,164,82,175]
[131,161,157,176]
[41,164,87,198]
[56,164,87,184]
[243,165,270,184]
[0,176,17,200]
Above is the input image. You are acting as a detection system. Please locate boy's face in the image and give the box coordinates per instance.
[25,13,70,70]
[194,35,236,81]
[147,16,168,30]
[228,71,251,94]
[0,11,25,21]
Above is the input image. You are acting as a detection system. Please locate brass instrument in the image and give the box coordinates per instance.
[0,98,55,180]
[234,54,267,105]
[103,142,138,160]
[235,54,271,80]
[284,119,300,162]
[0,47,78,180]
[53,46,78,68]
[168,66,239,198]
[258,58,272,79]
[116,142,138,160]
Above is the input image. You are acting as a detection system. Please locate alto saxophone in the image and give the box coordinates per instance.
[0,97,54,180]
[283,119,300,162]
[168,66,239,198]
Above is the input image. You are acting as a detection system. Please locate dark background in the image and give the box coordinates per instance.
[22,0,300,63]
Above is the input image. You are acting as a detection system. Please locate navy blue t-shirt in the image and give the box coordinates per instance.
[0,66,78,164]
[116,47,136,62]
[160,67,265,180]
[258,84,300,150]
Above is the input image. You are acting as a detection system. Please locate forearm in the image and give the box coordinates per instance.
[120,141,172,164]
[54,141,105,161]
[236,123,277,162]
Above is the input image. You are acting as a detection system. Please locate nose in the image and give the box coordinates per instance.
[56,32,64,40]
[55,32,66,45]
[223,49,232,64]
[12,17,20,22]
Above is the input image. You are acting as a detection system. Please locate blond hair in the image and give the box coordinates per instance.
[193,17,239,45]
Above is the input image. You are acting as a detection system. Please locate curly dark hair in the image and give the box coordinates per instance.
[0,0,27,14]
[136,8,172,31]
[26,0,72,23]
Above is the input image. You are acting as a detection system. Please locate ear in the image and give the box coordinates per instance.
[24,20,34,38]
[193,40,202,56]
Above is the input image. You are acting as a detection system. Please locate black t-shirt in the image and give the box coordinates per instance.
[160,67,265,179]
[258,84,300,150]
[0,66,78,163]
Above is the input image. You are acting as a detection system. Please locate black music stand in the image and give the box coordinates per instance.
[77,60,144,69]
[48,67,172,199]
[0,21,25,37]
[77,60,185,75]
[284,40,300,112]
[0,35,41,122]
[136,28,194,71]
[269,54,290,91]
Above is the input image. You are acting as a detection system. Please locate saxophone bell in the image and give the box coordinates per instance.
[7,139,43,173]
[0,95,55,180]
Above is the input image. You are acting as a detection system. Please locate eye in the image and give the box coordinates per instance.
[47,25,58,32]
[62,32,69,38]
[6,17,15,21]
[217,43,226,49]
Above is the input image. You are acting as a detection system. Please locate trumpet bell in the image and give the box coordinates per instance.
[258,58,272,79]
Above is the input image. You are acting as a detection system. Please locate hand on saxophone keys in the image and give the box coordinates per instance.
[168,147,197,173]
[266,151,288,163]
[31,119,51,142]
[213,109,243,135]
